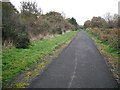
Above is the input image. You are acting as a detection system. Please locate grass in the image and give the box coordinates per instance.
[94,37,119,57]
[2,31,78,87]
[86,29,120,84]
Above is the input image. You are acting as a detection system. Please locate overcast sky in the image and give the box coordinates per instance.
[10,0,119,25]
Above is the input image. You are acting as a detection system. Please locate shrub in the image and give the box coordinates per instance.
[89,28,120,50]
[108,35,118,49]
[56,27,62,34]
[108,29,120,50]
[14,34,30,49]
[100,33,109,41]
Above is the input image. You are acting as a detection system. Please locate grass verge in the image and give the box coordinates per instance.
[2,31,78,87]
[86,29,120,85]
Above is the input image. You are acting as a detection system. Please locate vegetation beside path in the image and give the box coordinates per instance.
[86,28,120,85]
[2,31,78,87]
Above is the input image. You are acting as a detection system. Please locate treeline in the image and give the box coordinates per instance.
[84,13,120,28]
[84,13,120,50]
[2,1,79,48]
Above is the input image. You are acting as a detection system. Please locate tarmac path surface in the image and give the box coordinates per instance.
[29,30,118,88]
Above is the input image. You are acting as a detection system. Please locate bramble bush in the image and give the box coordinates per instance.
[88,28,120,50]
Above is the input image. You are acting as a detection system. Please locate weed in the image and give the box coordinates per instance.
[14,82,29,88]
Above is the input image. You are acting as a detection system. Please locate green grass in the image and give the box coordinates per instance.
[2,31,78,86]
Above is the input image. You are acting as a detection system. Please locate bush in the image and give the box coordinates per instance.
[56,27,62,34]
[108,29,120,50]
[100,33,109,41]
[14,34,30,49]
[2,2,77,48]
[108,35,118,49]
[89,28,120,50]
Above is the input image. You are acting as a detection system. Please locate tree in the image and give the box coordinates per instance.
[2,2,18,45]
[118,15,120,28]
[104,13,114,28]
[20,1,42,18]
[112,14,120,28]
[2,1,79,48]
[91,16,107,28]
[2,2,30,48]
[69,17,78,29]
[84,20,91,28]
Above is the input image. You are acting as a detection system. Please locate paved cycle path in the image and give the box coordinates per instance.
[29,30,118,88]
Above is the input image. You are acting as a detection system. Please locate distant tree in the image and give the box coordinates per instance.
[112,14,120,28]
[44,11,76,33]
[79,25,84,29]
[84,13,120,29]
[84,20,91,28]
[91,16,107,28]
[118,15,120,28]
[69,17,78,29]
[104,13,114,28]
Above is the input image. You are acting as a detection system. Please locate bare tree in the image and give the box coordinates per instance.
[20,1,42,18]
[104,13,114,28]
